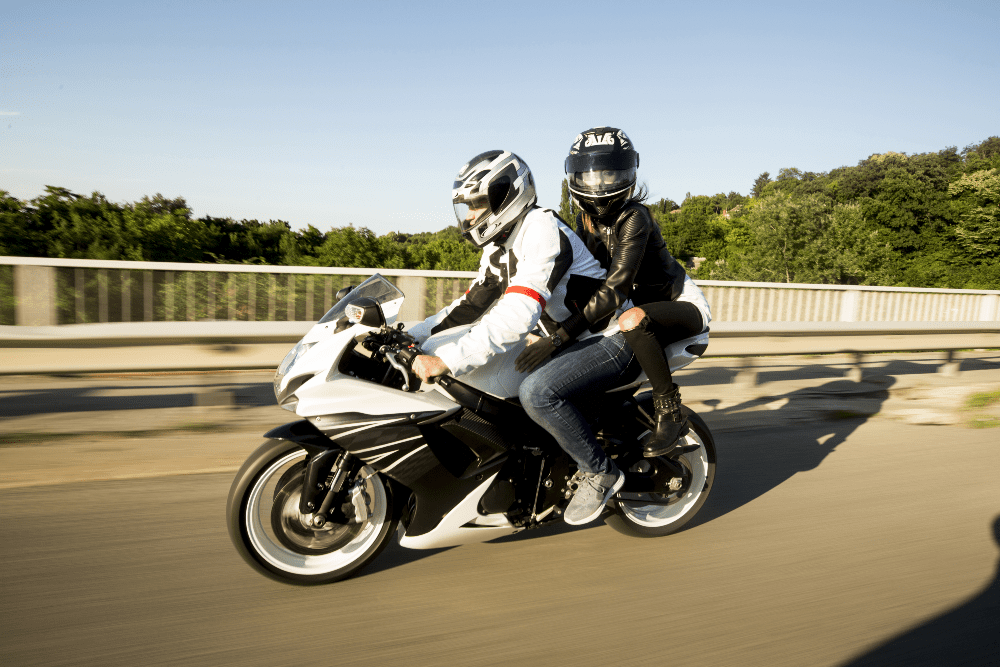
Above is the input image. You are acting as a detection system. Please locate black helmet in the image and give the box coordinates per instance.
[452,150,537,248]
[565,127,639,218]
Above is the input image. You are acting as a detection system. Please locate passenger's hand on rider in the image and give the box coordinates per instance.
[412,355,450,383]
[515,336,558,373]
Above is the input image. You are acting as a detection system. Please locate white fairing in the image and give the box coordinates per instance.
[271,290,404,405]
[275,318,457,419]
[607,329,710,394]
[398,473,519,549]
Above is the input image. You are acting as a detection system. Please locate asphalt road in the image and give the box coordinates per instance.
[2,419,998,667]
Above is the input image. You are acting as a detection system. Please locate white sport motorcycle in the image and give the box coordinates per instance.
[226,274,716,585]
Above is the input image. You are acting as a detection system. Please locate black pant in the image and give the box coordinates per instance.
[621,300,704,396]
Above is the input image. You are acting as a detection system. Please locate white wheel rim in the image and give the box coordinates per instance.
[245,450,388,575]
[617,429,710,528]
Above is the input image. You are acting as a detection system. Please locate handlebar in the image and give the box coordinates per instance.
[366,327,455,391]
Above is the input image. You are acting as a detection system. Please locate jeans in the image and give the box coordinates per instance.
[519,332,637,475]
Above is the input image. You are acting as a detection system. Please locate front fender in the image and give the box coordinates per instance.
[263,420,338,456]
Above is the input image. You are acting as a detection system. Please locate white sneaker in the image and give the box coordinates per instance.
[564,466,625,526]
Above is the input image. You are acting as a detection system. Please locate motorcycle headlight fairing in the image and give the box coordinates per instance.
[273,341,315,402]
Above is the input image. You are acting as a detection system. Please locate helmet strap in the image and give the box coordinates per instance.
[495,204,536,247]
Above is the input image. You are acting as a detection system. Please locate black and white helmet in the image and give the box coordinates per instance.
[453,150,537,248]
[565,127,639,218]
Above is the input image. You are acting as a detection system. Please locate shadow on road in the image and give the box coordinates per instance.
[0,380,274,417]
[357,373,900,577]
[839,515,1000,666]
[678,353,1000,388]
[359,540,454,578]
[692,375,896,525]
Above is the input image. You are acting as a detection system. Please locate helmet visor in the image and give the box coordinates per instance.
[454,195,489,232]
[568,167,636,196]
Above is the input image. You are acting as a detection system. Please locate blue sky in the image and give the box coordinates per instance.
[3,0,998,235]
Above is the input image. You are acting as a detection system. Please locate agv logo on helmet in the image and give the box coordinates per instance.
[584,132,616,147]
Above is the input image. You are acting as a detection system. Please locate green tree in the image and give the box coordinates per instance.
[962,136,1000,172]
[203,218,296,265]
[655,194,731,260]
[395,226,479,271]
[704,193,887,284]
[558,179,578,229]
[0,191,43,256]
[649,198,680,215]
[949,169,1000,259]
[316,226,391,268]
[122,195,210,262]
[36,188,136,260]
[751,172,771,198]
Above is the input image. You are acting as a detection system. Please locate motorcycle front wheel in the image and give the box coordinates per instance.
[606,409,716,538]
[227,440,398,585]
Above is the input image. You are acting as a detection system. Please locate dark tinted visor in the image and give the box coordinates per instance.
[565,150,637,173]
[568,167,635,195]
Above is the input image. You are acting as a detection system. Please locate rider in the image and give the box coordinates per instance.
[515,127,711,496]
[408,150,632,523]
[409,149,616,378]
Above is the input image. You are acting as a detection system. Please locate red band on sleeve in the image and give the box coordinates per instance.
[504,286,546,309]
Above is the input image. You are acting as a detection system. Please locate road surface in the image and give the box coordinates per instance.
[2,417,997,666]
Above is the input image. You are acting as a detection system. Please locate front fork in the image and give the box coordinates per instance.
[298,449,356,520]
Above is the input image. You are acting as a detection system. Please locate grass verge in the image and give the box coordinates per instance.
[964,388,1000,429]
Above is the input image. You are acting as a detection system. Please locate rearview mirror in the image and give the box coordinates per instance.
[345,297,386,328]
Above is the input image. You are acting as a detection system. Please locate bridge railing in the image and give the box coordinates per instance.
[4,256,999,328]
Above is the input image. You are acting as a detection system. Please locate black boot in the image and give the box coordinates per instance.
[644,384,689,457]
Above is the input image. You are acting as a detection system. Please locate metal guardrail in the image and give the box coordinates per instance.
[4,256,1000,327]
[2,256,998,375]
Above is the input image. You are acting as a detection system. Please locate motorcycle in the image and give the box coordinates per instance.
[226,274,716,585]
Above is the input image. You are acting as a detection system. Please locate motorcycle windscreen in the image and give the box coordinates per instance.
[318,274,404,324]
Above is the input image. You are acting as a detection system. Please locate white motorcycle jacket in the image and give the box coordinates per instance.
[408,208,617,377]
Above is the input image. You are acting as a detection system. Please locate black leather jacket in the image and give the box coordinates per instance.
[559,202,687,341]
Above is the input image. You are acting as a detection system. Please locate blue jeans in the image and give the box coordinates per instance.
[519,332,637,474]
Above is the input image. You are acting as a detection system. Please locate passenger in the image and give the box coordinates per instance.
[515,127,712,524]
[408,150,627,497]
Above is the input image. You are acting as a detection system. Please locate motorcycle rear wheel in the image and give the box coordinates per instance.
[227,440,398,585]
[606,409,716,538]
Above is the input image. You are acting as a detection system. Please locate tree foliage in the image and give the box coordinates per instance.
[686,137,1000,288]
[558,179,579,229]
[0,188,481,271]
[751,172,772,198]
[4,135,999,288]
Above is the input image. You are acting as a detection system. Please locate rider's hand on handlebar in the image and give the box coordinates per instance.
[412,355,450,383]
